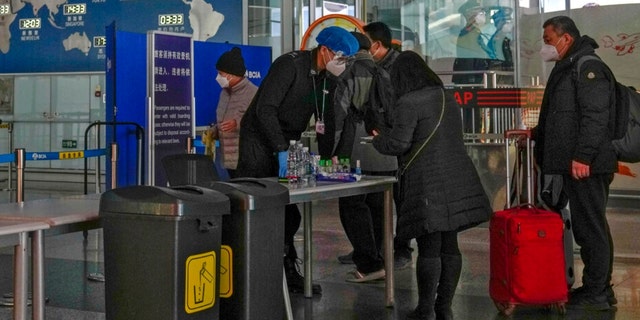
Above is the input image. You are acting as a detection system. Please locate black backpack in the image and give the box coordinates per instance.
[575,55,640,162]
[362,63,395,135]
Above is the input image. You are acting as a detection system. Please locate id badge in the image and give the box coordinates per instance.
[315,120,325,135]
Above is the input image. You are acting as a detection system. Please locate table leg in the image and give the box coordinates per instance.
[32,230,45,320]
[13,232,28,320]
[283,267,293,320]
[303,201,313,298]
[384,188,395,307]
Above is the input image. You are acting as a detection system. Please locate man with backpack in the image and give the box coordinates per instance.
[363,21,415,270]
[329,31,386,282]
[532,16,617,310]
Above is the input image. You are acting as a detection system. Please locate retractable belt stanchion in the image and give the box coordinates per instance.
[110,143,118,189]
[14,148,24,203]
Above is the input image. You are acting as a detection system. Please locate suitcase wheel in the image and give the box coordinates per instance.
[493,301,516,316]
[543,302,566,315]
[549,302,566,315]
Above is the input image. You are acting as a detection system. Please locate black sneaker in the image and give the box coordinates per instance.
[568,287,610,311]
[571,285,617,306]
[605,285,617,306]
[284,257,322,294]
[394,255,412,270]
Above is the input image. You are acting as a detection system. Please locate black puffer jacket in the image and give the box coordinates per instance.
[532,36,618,174]
[372,86,492,238]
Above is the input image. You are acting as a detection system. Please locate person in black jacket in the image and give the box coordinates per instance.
[533,16,617,310]
[362,21,415,271]
[236,26,358,294]
[329,32,386,282]
[372,51,492,320]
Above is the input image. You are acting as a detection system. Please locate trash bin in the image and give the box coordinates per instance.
[206,178,289,320]
[100,185,230,320]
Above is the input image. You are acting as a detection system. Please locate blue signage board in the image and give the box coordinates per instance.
[149,31,194,186]
[106,30,272,188]
[0,0,241,73]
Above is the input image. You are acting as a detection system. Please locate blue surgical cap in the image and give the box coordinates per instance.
[315,26,359,57]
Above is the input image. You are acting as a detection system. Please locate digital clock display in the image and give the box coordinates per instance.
[63,3,86,15]
[19,18,41,30]
[0,4,10,15]
[93,36,106,48]
[158,14,184,26]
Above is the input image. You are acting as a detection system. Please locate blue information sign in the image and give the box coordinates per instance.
[149,31,194,186]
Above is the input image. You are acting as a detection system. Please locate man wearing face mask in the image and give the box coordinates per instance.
[326,31,386,282]
[532,15,617,311]
[208,47,258,179]
[359,21,416,271]
[236,26,358,294]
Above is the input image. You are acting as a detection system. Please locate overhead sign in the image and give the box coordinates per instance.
[448,88,545,109]
[0,0,241,73]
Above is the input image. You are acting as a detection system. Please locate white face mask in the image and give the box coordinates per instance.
[474,14,486,26]
[326,58,346,77]
[216,74,229,88]
[539,38,563,62]
[501,23,513,34]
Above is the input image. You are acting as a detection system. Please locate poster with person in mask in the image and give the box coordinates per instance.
[487,6,515,85]
[452,0,493,134]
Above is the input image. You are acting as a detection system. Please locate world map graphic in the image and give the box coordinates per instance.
[0,0,240,73]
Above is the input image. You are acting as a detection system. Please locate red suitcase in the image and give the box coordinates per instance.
[489,130,568,316]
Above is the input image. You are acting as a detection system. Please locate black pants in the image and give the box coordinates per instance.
[416,230,460,258]
[236,134,301,258]
[339,193,384,273]
[339,170,410,269]
[564,173,614,294]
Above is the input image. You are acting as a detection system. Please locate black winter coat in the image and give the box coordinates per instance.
[372,87,492,238]
[237,50,335,177]
[532,36,618,174]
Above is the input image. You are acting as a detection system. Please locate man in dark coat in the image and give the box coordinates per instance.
[362,21,415,270]
[532,16,618,310]
[236,26,358,294]
[329,32,386,282]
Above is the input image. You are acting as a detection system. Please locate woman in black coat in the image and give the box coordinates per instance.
[372,51,492,320]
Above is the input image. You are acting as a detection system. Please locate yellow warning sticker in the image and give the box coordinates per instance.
[219,245,233,298]
[185,251,216,314]
[59,151,84,159]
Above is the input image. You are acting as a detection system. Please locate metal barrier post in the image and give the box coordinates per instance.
[187,136,194,154]
[14,148,25,203]
[6,122,14,191]
[111,143,118,189]
[95,129,101,193]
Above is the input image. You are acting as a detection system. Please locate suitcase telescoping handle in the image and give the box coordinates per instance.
[504,130,534,208]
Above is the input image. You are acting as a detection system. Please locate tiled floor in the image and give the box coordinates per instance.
[0,192,639,319]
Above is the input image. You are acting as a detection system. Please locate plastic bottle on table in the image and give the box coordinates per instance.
[299,146,311,187]
[286,140,299,185]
